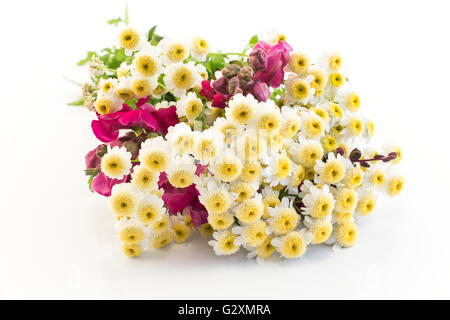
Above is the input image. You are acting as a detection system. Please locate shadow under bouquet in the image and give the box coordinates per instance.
[72,9,404,263]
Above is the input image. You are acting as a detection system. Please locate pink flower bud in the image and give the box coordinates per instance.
[250,81,270,102]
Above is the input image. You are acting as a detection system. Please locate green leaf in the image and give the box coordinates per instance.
[249,34,259,48]
[147,25,164,45]
[107,17,124,26]
[68,97,86,106]
[147,25,157,41]
[88,175,95,192]
[77,51,97,66]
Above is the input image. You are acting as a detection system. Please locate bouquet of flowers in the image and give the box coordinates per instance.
[72,9,404,262]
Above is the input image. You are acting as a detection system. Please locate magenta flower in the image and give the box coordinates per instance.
[85,145,102,169]
[91,172,129,197]
[91,96,179,142]
[250,81,270,102]
[252,40,292,88]
[200,80,228,109]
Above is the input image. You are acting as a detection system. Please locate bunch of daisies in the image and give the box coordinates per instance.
[75,12,404,262]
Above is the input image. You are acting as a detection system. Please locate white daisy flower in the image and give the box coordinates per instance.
[101,146,132,179]
[335,90,361,112]
[288,137,324,168]
[354,187,377,217]
[189,37,210,61]
[197,177,235,215]
[158,38,189,65]
[129,73,158,98]
[94,90,122,115]
[98,78,118,95]
[317,51,343,73]
[165,154,197,189]
[176,92,203,121]
[266,197,300,235]
[164,62,202,97]
[314,152,349,185]
[280,106,301,138]
[131,44,163,79]
[285,74,315,105]
[109,183,144,218]
[117,61,131,79]
[251,99,282,131]
[139,137,172,172]
[245,234,276,264]
[114,76,135,101]
[339,112,364,141]
[301,183,335,219]
[209,148,243,183]
[298,109,325,139]
[118,26,145,56]
[271,229,312,259]
[208,230,240,256]
[131,164,159,192]
[116,217,151,243]
[135,194,166,225]
[232,220,268,248]
[225,93,258,127]
[212,117,240,145]
[264,29,287,45]
[233,128,267,163]
[262,151,293,187]
[166,122,194,155]
[192,128,224,164]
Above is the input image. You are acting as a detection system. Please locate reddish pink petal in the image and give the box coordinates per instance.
[91,120,119,143]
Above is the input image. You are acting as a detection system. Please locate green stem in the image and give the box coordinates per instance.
[209,52,248,57]
[63,76,83,87]
[124,5,129,25]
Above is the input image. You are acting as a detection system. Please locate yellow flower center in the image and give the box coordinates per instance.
[95,98,114,115]
[330,72,344,87]
[309,69,328,90]
[120,226,144,243]
[167,43,188,62]
[171,66,194,89]
[168,170,194,188]
[131,79,152,98]
[204,191,231,214]
[279,232,306,259]
[346,93,360,112]
[119,28,140,50]
[142,151,170,172]
[321,159,346,184]
[136,203,161,225]
[135,55,158,77]
[289,79,310,100]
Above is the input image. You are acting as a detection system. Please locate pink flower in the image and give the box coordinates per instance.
[85,145,103,169]
[91,172,129,197]
[189,197,208,228]
[250,81,270,102]
[91,97,179,142]
[252,40,292,88]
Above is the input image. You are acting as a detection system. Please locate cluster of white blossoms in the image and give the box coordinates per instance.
[93,26,209,116]
[79,18,404,261]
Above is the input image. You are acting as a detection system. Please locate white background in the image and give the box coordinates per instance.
[1,0,449,299]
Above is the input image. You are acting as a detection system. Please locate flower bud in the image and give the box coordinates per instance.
[238,66,254,83]
[388,152,398,160]
[248,48,266,72]
[251,81,270,102]
[335,147,345,156]
[228,77,241,95]
[222,64,241,79]
[349,148,362,161]
[212,77,229,95]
